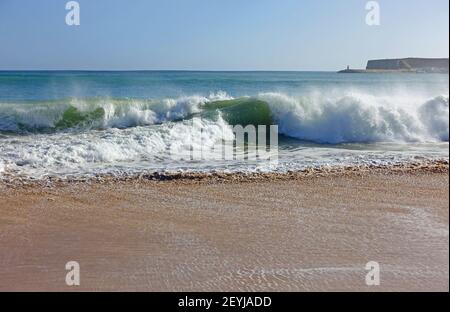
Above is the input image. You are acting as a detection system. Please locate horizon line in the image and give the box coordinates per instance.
[0,69,339,73]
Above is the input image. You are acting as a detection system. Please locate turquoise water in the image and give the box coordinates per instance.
[0,71,447,101]
[0,71,448,178]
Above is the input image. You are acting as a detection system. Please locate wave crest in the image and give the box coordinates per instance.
[0,92,232,132]
[259,92,449,144]
[0,91,448,144]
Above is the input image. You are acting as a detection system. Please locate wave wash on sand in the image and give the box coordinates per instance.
[0,163,448,291]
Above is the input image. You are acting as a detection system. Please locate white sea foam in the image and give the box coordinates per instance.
[0,91,233,132]
[0,116,236,178]
[1,90,448,145]
[259,92,449,144]
[418,96,449,141]
[0,89,448,178]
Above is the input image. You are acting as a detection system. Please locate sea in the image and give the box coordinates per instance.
[0,71,448,179]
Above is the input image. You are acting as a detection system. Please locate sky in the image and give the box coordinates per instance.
[0,0,448,71]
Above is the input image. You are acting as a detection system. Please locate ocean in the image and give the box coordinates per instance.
[0,71,448,179]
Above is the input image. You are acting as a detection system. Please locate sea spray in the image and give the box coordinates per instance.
[1,92,448,144]
[0,92,233,133]
[259,92,449,144]
[0,71,448,179]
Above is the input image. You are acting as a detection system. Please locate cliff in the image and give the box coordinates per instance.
[366,58,449,73]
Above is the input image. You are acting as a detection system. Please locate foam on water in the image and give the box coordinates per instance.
[0,92,233,132]
[0,71,448,179]
[0,116,238,178]
[1,92,448,144]
[259,92,449,144]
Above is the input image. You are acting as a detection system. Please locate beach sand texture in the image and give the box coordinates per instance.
[0,166,448,291]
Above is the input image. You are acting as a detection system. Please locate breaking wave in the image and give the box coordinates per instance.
[260,92,449,144]
[0,91,448,144]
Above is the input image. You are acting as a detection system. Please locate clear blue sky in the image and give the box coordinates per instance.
[0,0,448,70]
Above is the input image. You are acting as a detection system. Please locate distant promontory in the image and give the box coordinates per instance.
[339,57,449,73]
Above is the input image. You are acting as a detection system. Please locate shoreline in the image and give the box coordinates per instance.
[1,159,448,189]
[0,161,448,291]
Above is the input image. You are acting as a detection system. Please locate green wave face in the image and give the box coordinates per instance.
[55,106,105,129]
[54,98,274,130]
[2,96,274,134]
[205,98,273,126]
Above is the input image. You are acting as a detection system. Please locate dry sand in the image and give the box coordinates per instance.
[0,164,448,291]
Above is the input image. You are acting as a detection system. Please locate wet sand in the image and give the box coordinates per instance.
[0,165,448,291]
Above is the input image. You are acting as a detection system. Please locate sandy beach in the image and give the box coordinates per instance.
[0,163,448,292]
